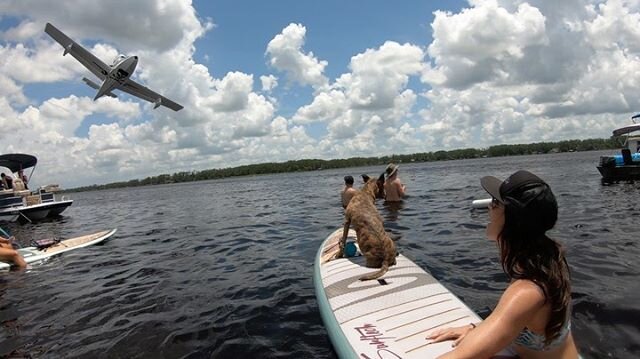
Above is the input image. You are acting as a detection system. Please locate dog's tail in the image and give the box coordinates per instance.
[359,243,397,281]
[359,263,390,281]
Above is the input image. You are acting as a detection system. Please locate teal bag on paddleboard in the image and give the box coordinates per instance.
[345,242,357,257]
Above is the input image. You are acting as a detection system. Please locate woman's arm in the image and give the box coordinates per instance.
[435,280,546,359]
[395,180,406,197]
[427,323,477,347]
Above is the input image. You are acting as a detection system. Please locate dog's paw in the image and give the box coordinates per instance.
[335,249,345,258]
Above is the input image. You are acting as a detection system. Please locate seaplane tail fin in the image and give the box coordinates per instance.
[83,78,116,98]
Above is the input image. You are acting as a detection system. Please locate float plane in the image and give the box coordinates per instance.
[44,23,183,111]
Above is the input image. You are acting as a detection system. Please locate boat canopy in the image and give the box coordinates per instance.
[0,154,37,173]
[613,124,640,137]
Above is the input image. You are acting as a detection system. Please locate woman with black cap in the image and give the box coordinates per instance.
[427,170,579,358]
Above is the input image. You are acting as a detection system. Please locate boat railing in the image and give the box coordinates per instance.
[40,191,55,203]
[0,188,68,209]
[13,190,31,197]
[0,194,24,209]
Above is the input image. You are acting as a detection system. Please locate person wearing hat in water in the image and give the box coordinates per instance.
[383,163,405,202]
[426,170,578,358]
[341,175,357,209]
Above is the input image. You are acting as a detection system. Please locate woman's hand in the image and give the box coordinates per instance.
[426,324,476,347]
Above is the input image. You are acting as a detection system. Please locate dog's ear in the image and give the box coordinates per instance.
[375,173,386,199]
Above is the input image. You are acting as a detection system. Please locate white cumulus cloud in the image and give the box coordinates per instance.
[266,23,329,90]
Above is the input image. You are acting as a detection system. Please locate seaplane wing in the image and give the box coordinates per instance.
[44,23,109,80]
[121,80,184,111]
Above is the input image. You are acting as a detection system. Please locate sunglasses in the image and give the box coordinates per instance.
[490,198,501,208]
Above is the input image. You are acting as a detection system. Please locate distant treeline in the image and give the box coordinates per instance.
[67,137,620,192]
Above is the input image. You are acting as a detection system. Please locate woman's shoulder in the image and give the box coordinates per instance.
[502,279,546,307]
[488,280,547,326]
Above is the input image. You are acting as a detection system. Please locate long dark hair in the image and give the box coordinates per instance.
[499,184,571,345]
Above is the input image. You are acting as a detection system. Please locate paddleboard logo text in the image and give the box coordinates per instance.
[355,324,402,359]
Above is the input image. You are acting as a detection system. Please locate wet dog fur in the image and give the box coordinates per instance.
[337,173,397,281]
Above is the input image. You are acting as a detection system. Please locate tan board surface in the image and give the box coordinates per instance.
[39,230,112,255]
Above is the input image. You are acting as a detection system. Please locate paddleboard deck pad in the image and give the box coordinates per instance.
[315,228,488,358]
[1,229,117,270]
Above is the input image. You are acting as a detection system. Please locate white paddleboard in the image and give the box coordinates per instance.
[0,229,117,270]
[315,228,493,358]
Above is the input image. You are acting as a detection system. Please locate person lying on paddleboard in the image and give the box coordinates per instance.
[427,170,579,359]
[0,233,27,269]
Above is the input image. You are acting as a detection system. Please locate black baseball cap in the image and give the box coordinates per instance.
[480,170,548,205]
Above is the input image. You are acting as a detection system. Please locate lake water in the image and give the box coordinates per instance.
[0,150,638,358]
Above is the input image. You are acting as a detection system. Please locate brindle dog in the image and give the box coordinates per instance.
[337,173,397,281]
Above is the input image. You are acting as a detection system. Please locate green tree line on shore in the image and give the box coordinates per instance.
[66,137,621,192]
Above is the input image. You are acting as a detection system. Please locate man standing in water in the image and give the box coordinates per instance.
[341,175,357,208]
[384,163,406,202]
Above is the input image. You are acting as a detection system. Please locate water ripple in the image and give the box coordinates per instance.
[0,152,637,358]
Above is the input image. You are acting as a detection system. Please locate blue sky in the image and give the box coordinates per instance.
[196,1,461,77]
[193,0,465,121]
[0,0,639,188]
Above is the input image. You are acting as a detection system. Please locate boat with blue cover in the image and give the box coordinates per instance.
[597,115,640,182]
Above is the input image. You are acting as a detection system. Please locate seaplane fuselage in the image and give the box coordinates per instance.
[96,55,138,100]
